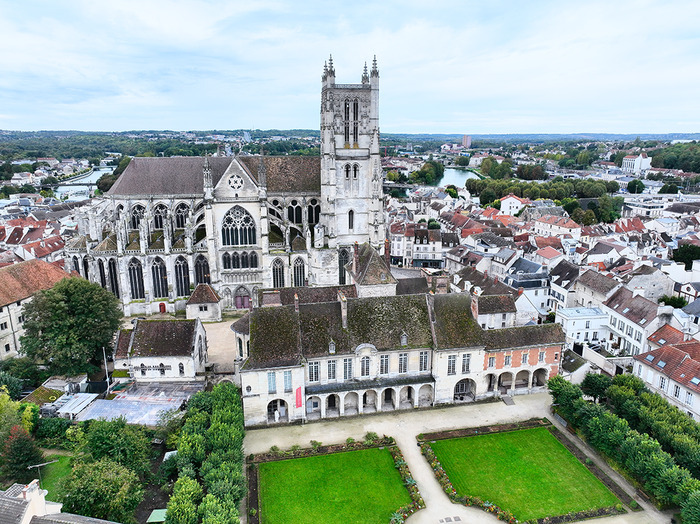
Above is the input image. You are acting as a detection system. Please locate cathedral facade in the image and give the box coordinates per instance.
[66,58,386,316]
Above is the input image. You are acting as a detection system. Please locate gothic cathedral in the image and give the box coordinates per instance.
[67,58,386,316]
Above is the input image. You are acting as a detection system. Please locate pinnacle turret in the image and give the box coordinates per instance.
[371,55,379,77]
[362,62,369,84]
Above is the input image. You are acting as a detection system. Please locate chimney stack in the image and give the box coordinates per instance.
[338,291,347,328]
[353,242,359,274]
[518,287,524,296]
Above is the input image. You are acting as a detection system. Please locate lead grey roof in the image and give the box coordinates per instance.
[0,493,27,524]
[107,156,232,196]
[30,514,120,523]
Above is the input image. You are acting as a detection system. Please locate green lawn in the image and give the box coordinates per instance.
[258,447,411,524]
[430,427,619,521]
[41,454,72,502]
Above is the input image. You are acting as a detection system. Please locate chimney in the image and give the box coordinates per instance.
[294,293,299,313]
[384,238,391,267]
[518,287,524,296]
[353,242,359,274]
[484,269,488,278]
[338,291,347,328]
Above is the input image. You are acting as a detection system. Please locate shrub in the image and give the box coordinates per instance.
[364,431,378,444]
[0,425,44,483]
[35,417,72,440]
[310,440,322,451]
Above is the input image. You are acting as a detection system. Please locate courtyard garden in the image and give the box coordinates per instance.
[257,446,414,524]
[427,426,620,521]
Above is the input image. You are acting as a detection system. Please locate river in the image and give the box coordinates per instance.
[54,166,114,198]
[439,167,480,188]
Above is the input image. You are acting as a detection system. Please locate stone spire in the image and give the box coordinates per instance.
[322,60,328,81]
[203,155,213,201]
[362,62,369,84]
[328,54,335,76]
[371,55,379,78]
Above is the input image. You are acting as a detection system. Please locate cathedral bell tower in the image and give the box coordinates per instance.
[320,56,384,250]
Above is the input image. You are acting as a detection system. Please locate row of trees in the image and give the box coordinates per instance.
[165,382,245,524]
[466,176,619,205]
[549,375,700,522]
[651,142,700,173]
[479,157,513,179]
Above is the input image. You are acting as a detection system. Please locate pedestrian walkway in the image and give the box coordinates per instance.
[243,393,671,524]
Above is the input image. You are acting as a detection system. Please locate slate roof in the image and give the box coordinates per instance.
[604,287,658,326]
[243,293,565,369]
[238,156,321,193]
[107,156,232,196]
[257,285,357,306]
[396,277,430,296]
[576,269,620,295]
[483,323,565,351]
[349,243,397,286]
[0,259,69,307]
[231,313,250,335]
[454,266,515,296]
[113,329,132,359]
[476,294,517,314]
[30,515,119,524]
[683,299,700,317]
[186,284,221,305]
[549,260,580,290]
[127,320,197,358]
[0,493,27,524]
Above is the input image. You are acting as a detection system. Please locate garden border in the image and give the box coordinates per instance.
[246,435,425,524]
[418,420,631,524]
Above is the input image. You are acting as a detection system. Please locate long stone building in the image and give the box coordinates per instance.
[66,58,385,316]
[233,290,564,427]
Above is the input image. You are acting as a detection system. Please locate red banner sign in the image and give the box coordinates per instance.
[295,386,302,408]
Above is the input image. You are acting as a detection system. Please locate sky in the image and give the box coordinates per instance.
[1,0,699,134]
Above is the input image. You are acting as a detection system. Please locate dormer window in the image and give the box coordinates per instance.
[400,332,408,346]
[329,340,336,354]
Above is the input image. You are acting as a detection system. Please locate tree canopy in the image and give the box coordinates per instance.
[61,458,144,524]
[627,179,645,194]
[673,244,700,271]
[20,278,123,375]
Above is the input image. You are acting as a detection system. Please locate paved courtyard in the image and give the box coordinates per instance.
[244,393,673,524]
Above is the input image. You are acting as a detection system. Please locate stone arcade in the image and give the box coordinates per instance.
[66,58,385,316]
[234,292,564,427]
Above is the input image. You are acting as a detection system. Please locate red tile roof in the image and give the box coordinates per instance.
[648,324,685,346]
[634,341,700,393]
[0,259,70,306]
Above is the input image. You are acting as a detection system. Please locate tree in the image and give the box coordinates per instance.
[627,179,645,194]
[582,210,597,226]
[61,458,143,524]
[0,391,21,444]
[427,219,441,230]
[0,425,44,483]
[165,476,203,524]
[581,373,612,403]
[570,208,586,224]
[0,372,23,400]
[454,156,470,167]
[660,183,679,194]
[673,244,700,270]
[658,295,688,308]
[682,489,700,524]
[83,417,152,478]
[20,277,123,375]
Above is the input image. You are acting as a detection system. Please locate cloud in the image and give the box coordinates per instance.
[1,0,699,132]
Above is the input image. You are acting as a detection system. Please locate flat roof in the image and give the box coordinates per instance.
[56,393,98,416]
[557,307,606,318]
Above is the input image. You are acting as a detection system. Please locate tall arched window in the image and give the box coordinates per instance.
[338,249,349,285]
[108,259,120,298]
[353,164,359,179]
[82,257,90,279]
[250,252,258,268]
[153,204,167,230]
[175,203,189,229]
[221,206,256,246]
[128,258,145,299]
[232,252,240,269]
[72,256,80,274]
[195,256,210,285]
[222,252,231,270]
[293,258,306,287]
[344,99,350,143]
[345,164,351,179]
[241,252,249,268]
[287,200,302,224]
[272,259,284,288]
[179,363,185,376]
[238,339,243,358]
[175,256,190,297]
[348,210,354,230]
[98,260,107,288]
[361,355,370,377]
[353,99,359,143]
[308,199,320,225]
[130,205,145,230]
[151,257,168,299]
